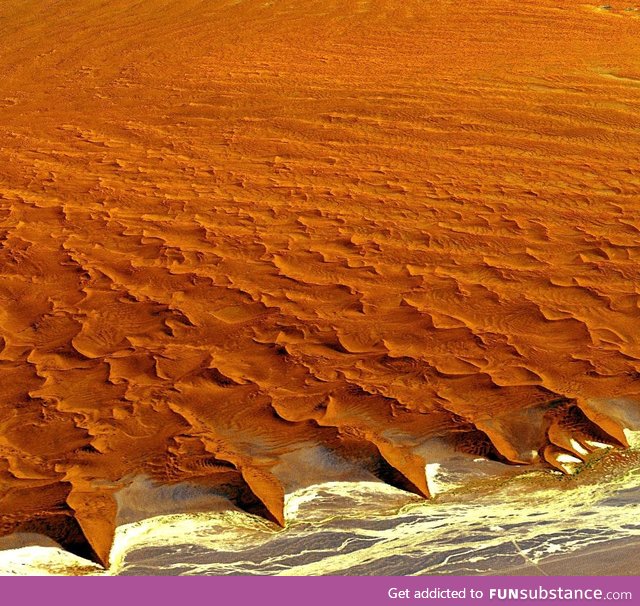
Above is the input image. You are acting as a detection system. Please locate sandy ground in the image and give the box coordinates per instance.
[1,445,638,576]
[1,0,640,570]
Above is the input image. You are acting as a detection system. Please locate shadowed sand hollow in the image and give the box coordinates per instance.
[1,0,640,569]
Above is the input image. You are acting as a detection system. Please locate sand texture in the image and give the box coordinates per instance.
[1,0,640,569]
[1,452,639,576]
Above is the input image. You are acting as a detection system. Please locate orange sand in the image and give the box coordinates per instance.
[1,0,640,567]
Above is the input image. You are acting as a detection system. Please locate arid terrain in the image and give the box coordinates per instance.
[1,0,640,573]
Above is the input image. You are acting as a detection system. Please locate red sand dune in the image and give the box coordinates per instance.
[1,0,640,567]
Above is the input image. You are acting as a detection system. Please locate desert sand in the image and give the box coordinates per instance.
[1,0,640,570]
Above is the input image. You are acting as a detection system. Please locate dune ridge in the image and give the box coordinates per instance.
[1,0,640,567]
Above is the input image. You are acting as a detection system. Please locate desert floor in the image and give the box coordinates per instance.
[1,0,639,573]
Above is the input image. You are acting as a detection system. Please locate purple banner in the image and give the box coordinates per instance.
[2,576,638,606]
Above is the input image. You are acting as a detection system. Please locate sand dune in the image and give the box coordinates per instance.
[1,0,640,568]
